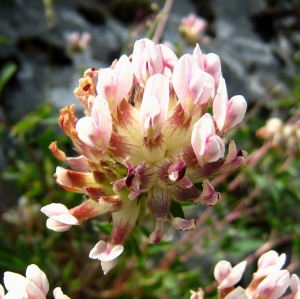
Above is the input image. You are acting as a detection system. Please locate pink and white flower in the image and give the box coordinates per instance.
[0,265,69,299]
[214,260,247,289]
[47,38,247,274]
[213,78,247,134]
[89,240,124,275]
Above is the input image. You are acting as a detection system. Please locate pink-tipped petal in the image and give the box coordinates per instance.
[205,135,225,162]
[89,240,124,262]
[192,113,224,165]
[90,96,112,151]
[100,245,124,262]
[76,116,101,148]
[113,55,133,107]
[225,95,247,129]
[255,270,290,299]
[40,203,69,218]
[203,53,222,90]
[76,96,112,152]
[255,251,286,278]
[140,74,169,138]
[54,167,73,187]
[214,260,232,283]
[26,265,49,296]
[157,44,178,71]
[214,260,247,289]
[97,68,114,101]
[89,241,124,274]
[132,39,163,87]
[97,55,133,110]
[172,54,198,114]
[192,113,214,158]
[218,261,247,289]
[89,240,107,259]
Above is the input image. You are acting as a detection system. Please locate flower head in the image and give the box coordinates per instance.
[179,14,209,45]
[45,38,247,274]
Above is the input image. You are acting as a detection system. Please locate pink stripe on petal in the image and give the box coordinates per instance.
[132,39,163,87]
[96,68,114,101]
[157,44,178,71]
[113,55,133,108]
[172,54,198,114]
[90,96,112,151]
[140,74,169,138]
[76,116,100,148]
[191,113,216,165]
[76,96,112,151]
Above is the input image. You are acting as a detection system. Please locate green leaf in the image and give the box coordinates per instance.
[170,200,185,219]
[0,250,26,271]
[0,35,10,44]
[0,61,17,94]
[91,220,112,235]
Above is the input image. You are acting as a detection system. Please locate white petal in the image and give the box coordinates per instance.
[98,245,124,262]
[4,272,46,299]
[226,95,247,129]
[46,218,72,232]
[76,116,100,148]
[214,260,232,283]
[224,286,248,299]
[40,203,69,218]
[213,78,227,131]
[26,265,49,296]
[89,240,107,259]
[53,287,70,299]
[51,214,78,225]
[219,261,247,289]
[101,259,118,275]
[113,55,133,107]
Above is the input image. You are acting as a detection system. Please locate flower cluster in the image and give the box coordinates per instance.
[0,264,69,299]
[179,13,209,44]
[66,31,91,55]
[43,38,247,274]
[257,117,300,157]
[191,250,300,299]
